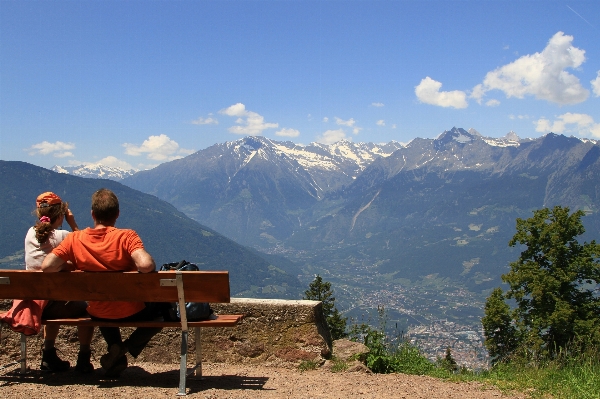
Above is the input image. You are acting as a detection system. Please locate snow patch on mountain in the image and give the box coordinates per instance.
[50,164,138,181]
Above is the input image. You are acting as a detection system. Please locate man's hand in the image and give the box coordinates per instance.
[131,249,156,273]
[42,253,67,272]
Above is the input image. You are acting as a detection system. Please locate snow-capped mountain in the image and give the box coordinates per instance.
[122,128,600,255]
[51,164,138,181]
[122,136,404,245]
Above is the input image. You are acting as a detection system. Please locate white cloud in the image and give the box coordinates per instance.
[96,156,134,170]
[535,113,600,138]
[415,77,468,109]
[486,99,501,107]
[65,159,84,166]
[376,120,385,126]
[371,102,384,107]
[335,117,356,127]
[26,141,75,158]
[470,84,485,104]
[317,129,348,144]
[275,128,300,138]
[509,114,530,120]
[392,124,397,129]
[474,32,589,105]
[191,116,218,125]
[219,103,278,135]
[592,71,600,97]
[332,117,362,135]
[323,117,329,123]
[220,103,247,117]
[123,134,194,161]
[54,151,74,158]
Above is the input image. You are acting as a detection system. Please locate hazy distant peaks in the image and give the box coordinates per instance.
[51,163,138,181]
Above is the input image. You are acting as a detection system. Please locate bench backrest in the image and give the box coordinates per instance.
[0,270,231,303]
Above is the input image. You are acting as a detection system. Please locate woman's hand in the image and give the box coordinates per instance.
[65,209,79,231]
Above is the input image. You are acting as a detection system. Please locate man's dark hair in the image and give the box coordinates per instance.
[91,188,119,224]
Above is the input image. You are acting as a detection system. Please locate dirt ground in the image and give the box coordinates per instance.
[0,359,526,399]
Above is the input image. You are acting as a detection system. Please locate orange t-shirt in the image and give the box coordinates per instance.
[52,226,146,319]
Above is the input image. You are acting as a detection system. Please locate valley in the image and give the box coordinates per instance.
[284,247,490,369]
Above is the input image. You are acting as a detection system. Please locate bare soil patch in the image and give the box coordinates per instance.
[0,360,526,399]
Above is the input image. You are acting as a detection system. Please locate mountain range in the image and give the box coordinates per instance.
[45,128,600,321]
[52,163,138,181]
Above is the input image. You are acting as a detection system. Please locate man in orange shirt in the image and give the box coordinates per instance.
[42,188,161,377]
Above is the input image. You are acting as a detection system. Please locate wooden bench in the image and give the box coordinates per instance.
[0,269,243,396]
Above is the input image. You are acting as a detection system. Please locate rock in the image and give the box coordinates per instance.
[346,360,372,373]
[332,339,369,362]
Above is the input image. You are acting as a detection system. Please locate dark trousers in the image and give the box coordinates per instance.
[42,300,88,319]
[91,305,162,358]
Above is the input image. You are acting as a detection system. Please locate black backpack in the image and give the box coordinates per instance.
[158,260,214,321]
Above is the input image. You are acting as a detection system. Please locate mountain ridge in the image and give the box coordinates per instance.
[117,129,600,289]
[52,163,138,181]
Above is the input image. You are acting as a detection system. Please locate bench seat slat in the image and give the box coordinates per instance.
[42,314,244,328]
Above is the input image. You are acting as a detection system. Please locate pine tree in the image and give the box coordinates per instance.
[482,206,600,359]
[481,288,518,363]
[304,275,348,340]
[443,347,458,372]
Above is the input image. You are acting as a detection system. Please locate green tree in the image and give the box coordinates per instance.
[481,288,519,363]
[483,206,600,359]
[442,347,458,372]
[304,275,348,340]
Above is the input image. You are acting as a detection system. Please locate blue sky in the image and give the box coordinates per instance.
[1,0,599,170]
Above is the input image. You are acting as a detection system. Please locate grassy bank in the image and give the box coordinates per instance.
[347,319,600,399]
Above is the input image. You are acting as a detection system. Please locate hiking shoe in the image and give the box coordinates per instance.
[75,350,94,374]
[40,347,70,372]
[104,355,127,378]
[100,343,127,371]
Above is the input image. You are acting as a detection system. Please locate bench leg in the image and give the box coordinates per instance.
[20,333,27,374]
[194,327,202,377]
[177,329,188,396]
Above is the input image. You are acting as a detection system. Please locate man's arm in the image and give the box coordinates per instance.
[42,253,67,272]
[131,248,156,273]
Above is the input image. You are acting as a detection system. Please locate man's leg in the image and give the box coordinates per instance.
[98,326,122,349]
[94,306,162,376]
[124,326,162,358]
[97,326,128,376]
[122,305,162,358]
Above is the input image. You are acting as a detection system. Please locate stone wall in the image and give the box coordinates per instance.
[0,298,333,368]
[200,298,332,366]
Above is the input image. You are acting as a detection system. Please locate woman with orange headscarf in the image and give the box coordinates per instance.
[23,192,94,373]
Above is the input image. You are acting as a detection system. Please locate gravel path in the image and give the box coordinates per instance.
[0,360,525,399]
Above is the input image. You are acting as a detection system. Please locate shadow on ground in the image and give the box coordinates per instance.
[0,365,270,395]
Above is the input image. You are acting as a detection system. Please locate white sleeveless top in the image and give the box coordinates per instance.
[24,227,70,271]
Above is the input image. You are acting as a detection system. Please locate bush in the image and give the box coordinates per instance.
[349,306,437,375]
